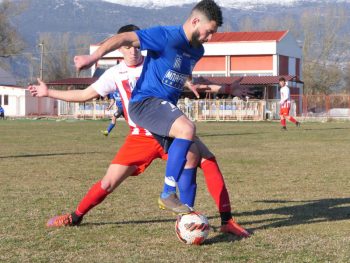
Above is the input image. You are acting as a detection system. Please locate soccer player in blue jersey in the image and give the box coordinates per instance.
[101,90,124,136]
[74,0,223,214]
[0,105,4,120]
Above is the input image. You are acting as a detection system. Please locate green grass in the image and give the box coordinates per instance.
[1,119,350,262]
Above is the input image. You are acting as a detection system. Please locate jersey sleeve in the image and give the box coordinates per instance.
[92,67,117,97]
[136,26,167,53]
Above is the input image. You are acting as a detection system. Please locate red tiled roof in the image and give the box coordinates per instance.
[239,75,301,85]
[196,75,302,86]
[209,31,288,43]
[47,77,98,86]
[193,76,233,85]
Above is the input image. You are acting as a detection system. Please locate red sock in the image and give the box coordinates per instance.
[288,116,297,124]
[200,157,231,212]
[75,181,109,217]
[281,118,286,127]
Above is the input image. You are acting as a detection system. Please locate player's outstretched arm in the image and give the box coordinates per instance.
[74,32,140,71]
[28,78,49,97]
[27,78,99,102]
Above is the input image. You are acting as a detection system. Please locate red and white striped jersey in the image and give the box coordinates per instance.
[280,85,290,108]
[92,58,151,136]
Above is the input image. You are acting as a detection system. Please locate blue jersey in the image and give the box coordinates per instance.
[131,25,204,105]
[108,90,123,109]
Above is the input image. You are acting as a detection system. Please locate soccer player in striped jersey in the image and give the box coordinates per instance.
[279,77,300,130]
[28,24,250,238]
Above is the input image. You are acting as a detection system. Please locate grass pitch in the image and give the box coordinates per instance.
[1,119,350,262]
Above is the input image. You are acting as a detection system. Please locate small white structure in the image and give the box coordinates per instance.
[0,68,57,117]
[0,85,57,117]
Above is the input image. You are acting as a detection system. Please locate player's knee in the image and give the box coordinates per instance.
[101,178,115,192]
[180,121,196,140]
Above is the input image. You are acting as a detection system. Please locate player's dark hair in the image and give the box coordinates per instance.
[279,77,286,82]
[117,24,140,34]
[192,0,223,27]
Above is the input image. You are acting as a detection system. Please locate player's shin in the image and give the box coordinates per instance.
[107,123,115,133]
[201,157,231,214]
[161,138,193,197]
[75,181,110,218]
[178,168,197,207]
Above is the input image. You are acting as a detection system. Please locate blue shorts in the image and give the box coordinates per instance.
[113,106,124,118]
[129,97,184,137]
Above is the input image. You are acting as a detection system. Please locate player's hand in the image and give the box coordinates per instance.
[186,82,201,99]
[196,84,211,91]
[74,55,96,72]
[27,78,49,97]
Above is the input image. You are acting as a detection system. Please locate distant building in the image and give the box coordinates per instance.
[89,30,303,100]
[0,68,56,117]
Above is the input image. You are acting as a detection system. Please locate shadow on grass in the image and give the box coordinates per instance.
[81,215,220,227]
[198,132,263,138]
[236,197,350,231]
[0,151,102,159]
[82,215,246,244]
[302,127,350,131]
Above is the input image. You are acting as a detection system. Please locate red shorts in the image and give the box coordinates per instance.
[280,106,290,116]
[111,134,167,176]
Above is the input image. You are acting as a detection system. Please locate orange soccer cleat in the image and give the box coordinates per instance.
[46,213,82,227]
[220,218,251,238]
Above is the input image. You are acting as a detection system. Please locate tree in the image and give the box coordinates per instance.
[238,16,255,31]
[0,0,26,69]
[34,32,92,82]
[301,6,348,94]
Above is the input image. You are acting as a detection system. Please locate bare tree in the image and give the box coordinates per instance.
[35,32,92,82]
[301,6,348,94]
[0,0,26,69]
[238,16,255,31]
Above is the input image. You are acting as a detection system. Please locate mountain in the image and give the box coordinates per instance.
[8,0,350,83]
[102,0,350,9]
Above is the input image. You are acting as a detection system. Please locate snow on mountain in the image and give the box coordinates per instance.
[101,0,349,9]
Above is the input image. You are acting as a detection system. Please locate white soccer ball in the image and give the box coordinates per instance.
[175,211,210,245]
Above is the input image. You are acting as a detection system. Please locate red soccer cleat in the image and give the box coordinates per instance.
[220,218,251,238]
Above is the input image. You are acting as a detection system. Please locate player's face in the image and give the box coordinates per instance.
[191,19,218,48]
[119,46,142,66]
[279,80,285,87]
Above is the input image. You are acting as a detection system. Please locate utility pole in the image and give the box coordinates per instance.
[38,42,44,80]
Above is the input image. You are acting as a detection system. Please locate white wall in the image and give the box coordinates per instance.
[0,86,25,116]
[0,86,57,117]
[203,41,277,56]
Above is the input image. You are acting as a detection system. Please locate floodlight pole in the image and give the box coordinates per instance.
[38,42,44,80]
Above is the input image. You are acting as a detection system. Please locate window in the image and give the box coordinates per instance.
[4,95,8,105]
[0,95,2,105]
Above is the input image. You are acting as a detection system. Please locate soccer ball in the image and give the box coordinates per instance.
[175,211,210,245]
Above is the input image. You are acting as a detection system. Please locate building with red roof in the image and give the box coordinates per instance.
[90,30,303,100]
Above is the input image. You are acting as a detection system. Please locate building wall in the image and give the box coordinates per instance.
[0,86,25,116]
[0,86,57,117]
[230,55,273,71]
[279,55,289,75]
[194,56,226,71]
